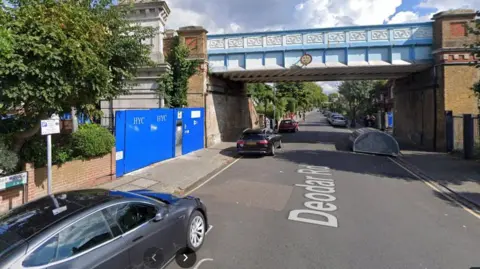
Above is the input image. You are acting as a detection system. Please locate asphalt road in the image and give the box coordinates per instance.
[168,112,480,269]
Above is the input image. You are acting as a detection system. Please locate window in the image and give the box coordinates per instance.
[56,211,113,260]
[23,236,58,267]
[241,133,265,140]
[109,203,157,233]
[101,208,123,238]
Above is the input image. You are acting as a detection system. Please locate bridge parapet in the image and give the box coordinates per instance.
[207,22,434,74]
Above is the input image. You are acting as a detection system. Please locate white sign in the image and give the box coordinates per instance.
[41,119,60,135]
[116,151,124,161]
[288,165,338,228]
[194,120,198,125]
[191,110,201,119]
[178,111,183,119]
[0,172,28,191]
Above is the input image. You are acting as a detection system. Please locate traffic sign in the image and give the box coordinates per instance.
[41,119,60,135]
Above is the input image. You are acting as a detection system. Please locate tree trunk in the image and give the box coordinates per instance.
[12,122,41,153]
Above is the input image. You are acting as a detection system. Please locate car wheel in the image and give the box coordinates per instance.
[186,211,206,252]
[269,144,276,156]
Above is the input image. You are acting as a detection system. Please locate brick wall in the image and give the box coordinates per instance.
[0,148,116,213]
[26,148,116,201]
[432,10,479,50]
[443,65,480,114]
[205,76,258,146]
[0,185,25,213]
[393,68,438,150]
[393,9,480,152]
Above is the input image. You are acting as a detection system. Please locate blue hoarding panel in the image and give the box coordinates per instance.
[124,110,155,174]
[115,111,126,177]
[387,112,393,127]
[181,108,205,155]
[150,109,175,163]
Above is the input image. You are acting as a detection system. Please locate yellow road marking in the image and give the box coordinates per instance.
[388,157,480,220]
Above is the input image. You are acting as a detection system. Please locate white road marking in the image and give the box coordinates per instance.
[289,165,339,227]
[193,258,214,269]
[388,157,480,220]
[185,157,243,195]
[206,225,213,235]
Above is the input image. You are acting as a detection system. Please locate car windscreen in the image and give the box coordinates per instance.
[280,120,292,125]
[333,116,344,120]
[241,133,265,140]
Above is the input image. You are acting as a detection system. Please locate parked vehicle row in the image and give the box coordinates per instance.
[323,111,348,128]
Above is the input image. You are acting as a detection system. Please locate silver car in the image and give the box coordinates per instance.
[329,115,348,127]
[0,189,208,269]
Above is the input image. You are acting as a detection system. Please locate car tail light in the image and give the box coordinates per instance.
[237,140,245,145]
[258,140,268,144]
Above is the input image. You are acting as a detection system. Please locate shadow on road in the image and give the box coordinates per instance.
[280,131,351,149]
[276,149,416,181]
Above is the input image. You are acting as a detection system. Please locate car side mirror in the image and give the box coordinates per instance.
[153,207,168,222]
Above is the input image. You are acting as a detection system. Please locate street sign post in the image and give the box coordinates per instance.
[41,115,60,195]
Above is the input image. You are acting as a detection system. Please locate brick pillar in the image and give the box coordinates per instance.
[176,26,208,108]
[431,9,479,151]
[24,163,36,202]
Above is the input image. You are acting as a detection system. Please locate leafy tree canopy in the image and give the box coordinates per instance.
[0,0,156,151]
[157,36,201,108]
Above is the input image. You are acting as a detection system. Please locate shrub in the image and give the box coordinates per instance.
[20,134,74,168]
[0,136,19,175]
[72,124,114,159]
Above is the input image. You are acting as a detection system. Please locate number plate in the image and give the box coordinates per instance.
[246,141,257,145]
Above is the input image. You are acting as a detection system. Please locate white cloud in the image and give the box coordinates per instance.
[317,82,340,94]
[417,0,480,11]
[165,0,406,34]
[387,11,434,24]
[294,0,402,28]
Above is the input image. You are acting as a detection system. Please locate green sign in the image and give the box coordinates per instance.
[0,172,27,191]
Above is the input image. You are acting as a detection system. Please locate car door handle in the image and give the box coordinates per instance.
[132,236,144,242]
[178,215,185,220]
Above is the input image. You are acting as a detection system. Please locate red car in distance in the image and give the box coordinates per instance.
[278,119,298,133]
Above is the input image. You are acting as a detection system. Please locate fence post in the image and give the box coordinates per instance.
[463,114,474,159]
[445,110,454,152]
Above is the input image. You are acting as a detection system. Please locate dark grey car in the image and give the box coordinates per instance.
[0,189,208,269]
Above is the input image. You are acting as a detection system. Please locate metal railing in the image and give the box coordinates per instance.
[448,112,480,159]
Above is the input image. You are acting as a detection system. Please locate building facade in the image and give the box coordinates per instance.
[100,0,170,129]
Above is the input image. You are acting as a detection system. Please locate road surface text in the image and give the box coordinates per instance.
[288,165,338,227]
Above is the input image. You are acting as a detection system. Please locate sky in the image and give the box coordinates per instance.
[164,0,479,94]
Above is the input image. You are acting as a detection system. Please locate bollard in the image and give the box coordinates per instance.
[463,114,474,159]
[445,111,454,152]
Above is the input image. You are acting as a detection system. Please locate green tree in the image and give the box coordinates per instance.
[247,83,275,124]
[275,82,305,114]
[328,92,346,114]
[0,0,155,152]
[303,82,327,108]
[338,81,376,126]
[157,36,201,107]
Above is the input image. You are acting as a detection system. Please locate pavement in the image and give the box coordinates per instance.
[397,150,480,209]
[98,142,238,195]
[160,112,480,269]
